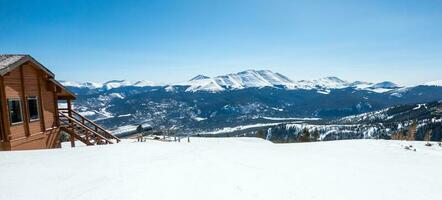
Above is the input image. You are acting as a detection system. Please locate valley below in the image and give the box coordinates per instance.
[61,70,442,142]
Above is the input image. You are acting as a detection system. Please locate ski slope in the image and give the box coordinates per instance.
[0,138,441,200]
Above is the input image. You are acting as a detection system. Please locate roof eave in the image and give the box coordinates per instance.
[50,78,77,100]
[0,55,55,77]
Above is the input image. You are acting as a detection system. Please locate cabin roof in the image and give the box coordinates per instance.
[0,54,55,77]
[0,54,76,100]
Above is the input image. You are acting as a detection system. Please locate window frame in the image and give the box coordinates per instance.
[27,96,40,122]
[8,98,24,125]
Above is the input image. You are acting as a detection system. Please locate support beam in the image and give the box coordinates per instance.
[70,134,75,147]
[0,77,10,141]
[37,74,46,132]
[67,99,74,147]
[67,99,72,117]
[19,65,30,137]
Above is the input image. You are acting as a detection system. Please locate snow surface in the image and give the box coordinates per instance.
[103,80,139,90]
[199,123,283,135]
[0,138,441,200]
[59,80,103,89]
[262,117,321,121]
[424,80,442,87]
[108,92,125,99]
[59,80,158,90]
[0,55,24,68]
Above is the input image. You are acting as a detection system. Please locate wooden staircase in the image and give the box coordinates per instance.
[58,108,120,146]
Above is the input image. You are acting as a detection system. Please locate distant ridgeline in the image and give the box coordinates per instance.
[235,101,442,143]
[60,70,442,142]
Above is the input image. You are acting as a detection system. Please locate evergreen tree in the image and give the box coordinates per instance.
[298,128,311,142]
[311,128,320,142]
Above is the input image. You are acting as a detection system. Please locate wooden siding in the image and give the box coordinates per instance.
[1,62,61,150]
[42,78,56,129]
[4,67,26,140]
[0,77,10,142]
[9,127,61,150]
[23,65,42,136]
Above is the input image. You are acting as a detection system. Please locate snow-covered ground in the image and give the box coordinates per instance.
[1,138,441,200]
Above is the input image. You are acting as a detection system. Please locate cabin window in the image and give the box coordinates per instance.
[28,97,39,121]
[8,99,23,124]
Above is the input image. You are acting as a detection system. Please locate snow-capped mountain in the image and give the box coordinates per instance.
[59,80,102,89]
[169,70,403,93]
[371,81,399,89]
[60,70,442,94]
[173,70,295,92]
[59,80,158,90]
[423,80,442,87]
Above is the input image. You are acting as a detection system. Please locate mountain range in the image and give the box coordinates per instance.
[60,70,442,134]
[61,69,410,92]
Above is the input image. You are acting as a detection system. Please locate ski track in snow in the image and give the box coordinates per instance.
[0,138,441,200]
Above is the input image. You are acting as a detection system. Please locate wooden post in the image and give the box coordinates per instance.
[70,134,75,147]
[37,75,46,132]
[19,66,30,137]
[67,99,75,146]
[85,130,89,143]
[67,99,72,117]
[53,81,59,127]
[0,77,10,142]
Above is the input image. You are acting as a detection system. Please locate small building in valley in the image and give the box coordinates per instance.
[0,55,119,150]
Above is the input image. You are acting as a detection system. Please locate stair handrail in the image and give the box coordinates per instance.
[59,108,121,142]
[58,112,114,144]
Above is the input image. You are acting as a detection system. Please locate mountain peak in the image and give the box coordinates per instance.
[238,69,266,73]
[190,75,210,81]
[319,76,347,83]
[371,81,398,89]
[313,76,349,89]
[133,80,157,87]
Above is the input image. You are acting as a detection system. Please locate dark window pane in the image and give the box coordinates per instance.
[8,99,22,124]
[28,97,39,120]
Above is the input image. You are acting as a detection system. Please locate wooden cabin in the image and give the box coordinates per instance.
[0,55,119,151]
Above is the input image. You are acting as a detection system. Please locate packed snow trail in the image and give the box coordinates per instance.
[0,138,441,200]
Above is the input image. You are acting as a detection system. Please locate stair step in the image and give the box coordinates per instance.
[59,110,120,146]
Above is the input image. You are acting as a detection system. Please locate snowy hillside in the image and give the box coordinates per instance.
[170,70,403,93]
[0,138,441,200]
[59,80,158,90]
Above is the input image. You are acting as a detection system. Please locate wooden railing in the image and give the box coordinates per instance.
[58,108,120,145]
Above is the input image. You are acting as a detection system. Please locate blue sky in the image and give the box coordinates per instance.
[1,0,442,85]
